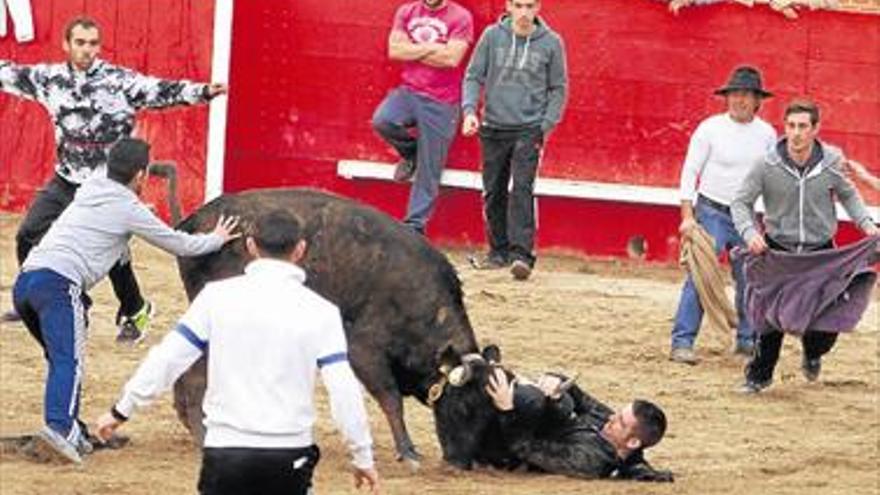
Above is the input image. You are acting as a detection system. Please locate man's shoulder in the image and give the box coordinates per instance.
[751,115,777,137]
[297,285,341,316]
[692,113,727,135]
[394,1,421,18]
[701,113,728,126]
[446,1,474,20]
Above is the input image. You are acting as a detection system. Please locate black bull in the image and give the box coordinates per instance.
[171,188,491,465]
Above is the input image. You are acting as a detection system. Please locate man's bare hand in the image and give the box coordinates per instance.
[485,368,515,411]
[537,374,563,400]
[668,0,693,15]
[212,214,241,243]
[354,467,380,493]
[205,83,228,99]
[678,218,697,236]
[462,114,480,137]
[94,411,123,443]
[747,235,767,255]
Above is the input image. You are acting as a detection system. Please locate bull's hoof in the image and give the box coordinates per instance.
[396,447,423,472]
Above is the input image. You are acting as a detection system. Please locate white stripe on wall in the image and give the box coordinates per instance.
[205,0,235,201]
[337,160,880,222]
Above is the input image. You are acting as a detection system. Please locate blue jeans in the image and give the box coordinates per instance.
[372,87,459,230]
[13,269,90,444]
[671,200,752,349]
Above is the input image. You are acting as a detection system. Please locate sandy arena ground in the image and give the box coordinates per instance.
[0,213,878,494]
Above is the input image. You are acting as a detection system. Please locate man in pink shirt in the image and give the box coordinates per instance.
[372,0,474,235]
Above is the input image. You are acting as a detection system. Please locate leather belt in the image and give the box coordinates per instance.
[698,194,730,215]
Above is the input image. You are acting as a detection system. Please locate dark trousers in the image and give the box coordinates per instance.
[371,87,459,230]
[746,329,838,383]
[745,236,838,383]
[198,445,320,495]
[16,174,145,319]
[479,126,543,266]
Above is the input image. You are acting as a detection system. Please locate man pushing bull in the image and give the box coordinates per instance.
[12,138,239,464]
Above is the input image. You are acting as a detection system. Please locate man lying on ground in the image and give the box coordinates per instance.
[482,366,673,482]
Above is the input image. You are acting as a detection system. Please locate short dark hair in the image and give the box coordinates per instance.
[252,210,304,257]
[785,99,820,126]
[633,400,667,449]
[107,138,150,184]
[64,16,100,42]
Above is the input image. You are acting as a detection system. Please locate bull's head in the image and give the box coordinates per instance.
[430,344,511,469]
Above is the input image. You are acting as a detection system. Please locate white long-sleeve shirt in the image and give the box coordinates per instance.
[679,112,776,206]
[114,258,374,469]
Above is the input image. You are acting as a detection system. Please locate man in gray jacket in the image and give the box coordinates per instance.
[461,0,567,280]
[12,138,239,463]
[731,99,878,393]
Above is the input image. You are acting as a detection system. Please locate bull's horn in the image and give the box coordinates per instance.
[460,353,485,366]
[448,365,470,386]
[449,353,484,386]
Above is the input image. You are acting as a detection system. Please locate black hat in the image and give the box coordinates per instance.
[715,66,773,98]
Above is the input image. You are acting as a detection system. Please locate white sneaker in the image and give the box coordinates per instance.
[25,427,83,464]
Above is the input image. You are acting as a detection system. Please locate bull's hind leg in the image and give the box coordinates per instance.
[347,345,422,469]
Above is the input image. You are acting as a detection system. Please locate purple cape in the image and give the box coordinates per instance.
[742,236,879,335]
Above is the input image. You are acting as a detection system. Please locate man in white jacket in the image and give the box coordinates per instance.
[12,138,239,464]
[96,210,381,495]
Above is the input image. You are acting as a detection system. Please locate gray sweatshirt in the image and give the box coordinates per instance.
[23,176,224,290]
[462,14,567,132]
[731,139,875,252]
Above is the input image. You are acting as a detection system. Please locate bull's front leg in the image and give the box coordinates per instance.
[375,388,422,468]
[348,346,422,469]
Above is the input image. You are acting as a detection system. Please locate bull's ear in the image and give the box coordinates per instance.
[436,344,461,369]
[482,344,501,364]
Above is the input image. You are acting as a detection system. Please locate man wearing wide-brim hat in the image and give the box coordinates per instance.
[669,65,777,365]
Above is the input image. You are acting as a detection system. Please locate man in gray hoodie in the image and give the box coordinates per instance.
[731,99,878,393]
[11,138,239,464]
[461,0,567,281]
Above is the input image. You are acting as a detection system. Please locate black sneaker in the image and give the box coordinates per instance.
[802,356,821,382]
[116,301,154,345]
[739,378,772,394]
[469,252,510,270]
[393,159,416,182]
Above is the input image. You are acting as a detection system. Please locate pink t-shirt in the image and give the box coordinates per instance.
[392,1,474,105]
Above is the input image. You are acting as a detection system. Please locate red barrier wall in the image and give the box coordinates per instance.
[0,0,215,218]
[221,0,878,259]
[2,1,877,260]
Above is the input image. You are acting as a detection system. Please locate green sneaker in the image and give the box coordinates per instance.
[116,301,154,345]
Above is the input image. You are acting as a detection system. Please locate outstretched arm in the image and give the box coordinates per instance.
[122,67,225,109]
[0,60,50,101]
[845,159,880,192]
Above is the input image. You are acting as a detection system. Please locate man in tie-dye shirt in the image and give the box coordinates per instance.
[0,16,227,342]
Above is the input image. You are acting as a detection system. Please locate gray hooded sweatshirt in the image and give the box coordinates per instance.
[462,14,567,133]
[23,176,224,290]
[731,139,875,252]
